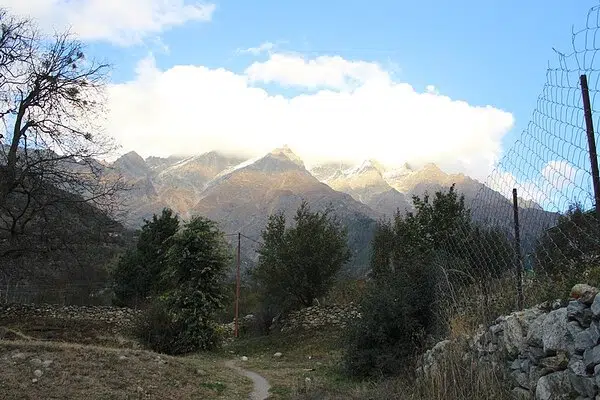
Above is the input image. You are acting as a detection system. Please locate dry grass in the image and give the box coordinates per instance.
[0,315,139,349]
[0,339,252,400]
[226,325,513,400]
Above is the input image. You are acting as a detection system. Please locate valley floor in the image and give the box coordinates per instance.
[0,306,417,399]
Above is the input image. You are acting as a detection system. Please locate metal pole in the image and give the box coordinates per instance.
[512,188,524,311]
[234,232,241,338]
[580,74,600,221]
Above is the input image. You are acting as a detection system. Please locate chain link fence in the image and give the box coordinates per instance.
[435,4,600,329]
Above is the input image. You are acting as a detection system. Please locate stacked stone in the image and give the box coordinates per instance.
[0,303,140,328]
[276,303,361,333]
[422,284,600,400]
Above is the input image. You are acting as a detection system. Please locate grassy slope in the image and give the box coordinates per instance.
[0,314,253,400]
[223,328,390,400]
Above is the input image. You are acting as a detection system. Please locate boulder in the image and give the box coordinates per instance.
[539,352,569,374]
[577,330,597,355]
[584,345,600,370]
[571,284,599,305]
[591,294,600,318]
[504,315,527,358]
[568,372,597,398]
[568,301,594,328]
[528,314,548,347]
[542,308,576,356]
[536,371,575,400]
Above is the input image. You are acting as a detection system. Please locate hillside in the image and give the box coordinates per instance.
[107,146,560,273]
[192,146,378,271]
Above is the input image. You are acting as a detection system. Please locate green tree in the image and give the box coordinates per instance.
[112,208,179,306]
[345,185,468,377]
[252,201,351,310]
[535,203,600,276]
[159,216,231,352]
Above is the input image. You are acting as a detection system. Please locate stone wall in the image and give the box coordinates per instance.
[421,284,600,400]
[0,303,140,329]
[273,303,362,333]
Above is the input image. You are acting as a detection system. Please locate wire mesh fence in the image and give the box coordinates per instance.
[435,3,600,328]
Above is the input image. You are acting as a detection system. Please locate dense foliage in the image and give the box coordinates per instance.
[159,216,231,352]
[114,209,230,354]
[111,208,180,307]
[535,203,600,276]
[345,185,476,377]
[252,201,351,313]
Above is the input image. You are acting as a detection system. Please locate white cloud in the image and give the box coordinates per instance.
[245,53,392,90]
[105,53,515,181]
[542,160,581,190]
[0,0,215,46]
[238,42,276,56]
[487,160,587,211]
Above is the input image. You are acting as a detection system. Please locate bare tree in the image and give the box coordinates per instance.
[0,8,126,261]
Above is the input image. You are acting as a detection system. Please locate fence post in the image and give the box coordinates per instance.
[580,74,600,221]
[512,188,524,311]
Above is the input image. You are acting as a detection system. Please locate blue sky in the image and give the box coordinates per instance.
[3,0,600,210]
[87,0,598,147]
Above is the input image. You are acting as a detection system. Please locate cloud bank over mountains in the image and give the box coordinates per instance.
[106,51,515,181]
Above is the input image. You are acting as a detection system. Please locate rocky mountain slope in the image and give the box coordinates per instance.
[108,146,559,272]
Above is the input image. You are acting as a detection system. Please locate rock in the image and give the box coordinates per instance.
[118,355,127,360]
[29,358,42,366]
[33,369,43,378]
[527,346,546,364]
[577,330,597,354]
[195,369,207,376]
[540,352,569,373]
[512,370,530,389]
[241,356,248,361]
[504,315,527,358]
[32,378,38,383]
[528,314,548,347]
[536,371,575,400]
[530,366,545,391]
[569,372,597,398]
[569,301,594,327]
[42,360,53,368]
[542,308,576,355]
[571,284,599,305]
[570,358,588,376]
[273,352,282,358]
[512,387,530,400]
[11,352,26,360]
[591,295,600,318]
[591,321,600,345]
[584,345,600,370]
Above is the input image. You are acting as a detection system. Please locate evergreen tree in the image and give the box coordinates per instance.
[159,216,231,352]
[112,208,179,307]
[252,201,351,311]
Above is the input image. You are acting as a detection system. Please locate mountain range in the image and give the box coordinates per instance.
[107,145,559,273]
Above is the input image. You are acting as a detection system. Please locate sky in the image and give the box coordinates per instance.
[1,0,599,200]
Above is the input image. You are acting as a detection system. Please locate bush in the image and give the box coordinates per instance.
[160,216,231,352]
[343,268,435,378]
[133,300,221,355]
[111,208,180,307]
[252,201,351,313]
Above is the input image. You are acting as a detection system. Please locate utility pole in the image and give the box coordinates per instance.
[580,74,600,221]
[234,232,241,338]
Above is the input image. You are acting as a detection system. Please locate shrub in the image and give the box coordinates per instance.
[160,216,231,352]
[343,268,435,378]
[133,300,213,355]
[252,201,351,311]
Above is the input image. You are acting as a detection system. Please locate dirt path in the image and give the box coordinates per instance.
[225,360,271,400]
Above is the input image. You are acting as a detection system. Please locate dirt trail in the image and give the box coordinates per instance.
[225,360,271,400]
